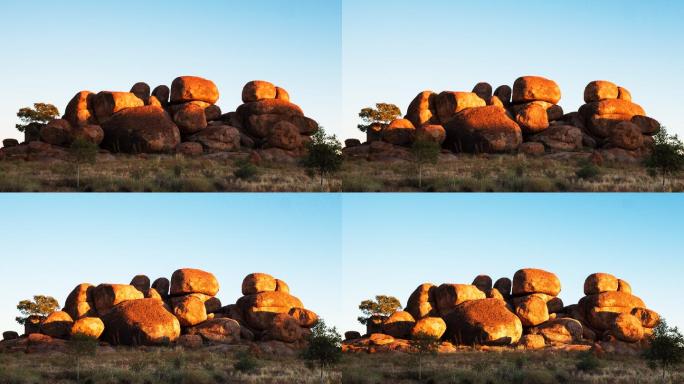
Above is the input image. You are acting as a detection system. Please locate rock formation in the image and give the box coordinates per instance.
[1,270,318,354]
[1,78,319,161]
[343,269,659,355]
[344,77,661,163]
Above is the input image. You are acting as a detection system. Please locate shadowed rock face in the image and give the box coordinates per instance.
[444,298,523,346]
[101,298,181,346]
[443,106,522,153]
[101,106,181,154]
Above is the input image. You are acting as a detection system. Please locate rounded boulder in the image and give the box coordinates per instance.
[70,317,105,339]
[242,273,277,295]
[170,268,219,296]
[171,76,219,104]
[512,268,561,296]
[444,298,523,346]
[101,298,181,346]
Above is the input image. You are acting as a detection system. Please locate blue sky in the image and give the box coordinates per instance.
[0,194,342,334]
[342,194,684,334]
[0,0,341,140]
[343,0,684,140]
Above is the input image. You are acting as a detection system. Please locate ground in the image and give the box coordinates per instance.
[341,153,684,192]
[0,345,341,384]
[339,350,683,384]
[0,153,341,192]
[1,152,682,192]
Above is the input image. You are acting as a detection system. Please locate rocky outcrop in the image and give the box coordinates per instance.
[1,269,317,355]
[2,77,319,161]
[343,269,659,354]
[342,76,662,162]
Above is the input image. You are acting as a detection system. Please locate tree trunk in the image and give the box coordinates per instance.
[418,165,423,189]
[418,355,422,380]
[320,361,324,384]
[320,170,324,189]
[77,164,81,189]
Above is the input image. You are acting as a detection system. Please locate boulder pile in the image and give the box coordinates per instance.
[343,269,659,355]
[0,78,319,161]
[0,269,318,354]
[344,77,661,163]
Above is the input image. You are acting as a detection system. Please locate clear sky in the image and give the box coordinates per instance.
[342,194,684,334]
[343,0,684,140]
[0,0,342,140]
[0,194,342,334]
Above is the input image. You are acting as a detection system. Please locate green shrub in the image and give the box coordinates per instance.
[234,351,259,373]
[575,351,601,372]
[576,162,600,180]
[234,160,259,180]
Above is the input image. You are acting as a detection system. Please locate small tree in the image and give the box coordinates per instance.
[303,127,343,189]
[16,103,59,132]
[69,138,98,189]
[411,138,440,188]
[357,295,402,325]
[69,333,98,383]
[300,319,342,384]
[357,103,401,133]
[16,295,60,325]
[411,332,441,381]
[645,127,684,190]
[643,318,684,381]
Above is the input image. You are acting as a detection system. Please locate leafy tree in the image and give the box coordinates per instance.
[300,319,342,384]
[357,295,402,325]
[411,138,440,188]
[645,127,684,190]
[16,103,59,132]
[302,127,343,189]
[643,318,684,381]
[69,138,98,189]
[16,295,60,325]
[69,333,98,383]
[357,103,401,133]
[410,332,441,381]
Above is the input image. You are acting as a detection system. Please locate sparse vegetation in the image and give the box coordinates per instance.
[68,334,98,383]
[357,103,401,133]
[15,295,59,325]
[410,332,440,380]
[69,138,98,189]
[576,161,601,180]
[357,295,401,325]
[233,159,259,180]
[341,154,684,192]
[645,127,684,190]
[0,154,342,192]
[15,103,59,132]
[233,350,259,373]
[301,319,343,383]
[340,350,682,384]
[411,138,440,189]
[0,347,341,383]
[643,318,684,382]
[302,127,343,189]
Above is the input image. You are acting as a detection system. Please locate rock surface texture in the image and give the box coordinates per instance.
[343,269,659,354]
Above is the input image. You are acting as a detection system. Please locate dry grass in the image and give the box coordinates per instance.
[0,346,341,383]
[0,154,341,192]
[341,154,684,192]
[340,350,684,384]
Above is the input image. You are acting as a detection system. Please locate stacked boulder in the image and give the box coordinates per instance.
[343,76,662,162]
[1,78,320,160]
[343,268,659,354]
[577,81,660,162]
[1,269,318,353]
[572,273,659,346]
[219,81,319,159]
[224,273,319,344]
